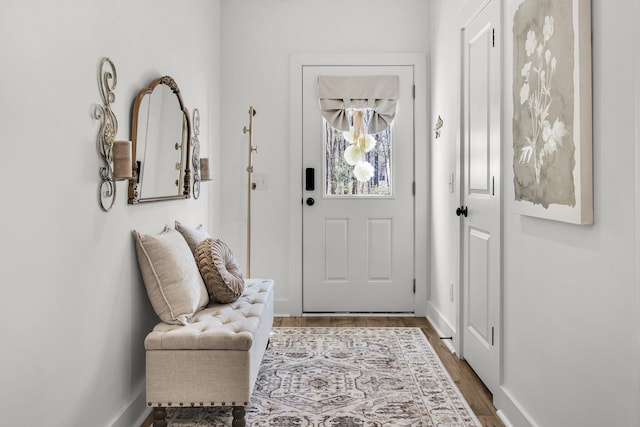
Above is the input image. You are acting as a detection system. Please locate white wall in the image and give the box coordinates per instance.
[430,0,640,426]
[428,0,465,342]
[635,1,640,424]
[0,1,221,426]
[219,0,430,314]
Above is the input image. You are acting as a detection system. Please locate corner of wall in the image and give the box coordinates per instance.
[635,1,640,424]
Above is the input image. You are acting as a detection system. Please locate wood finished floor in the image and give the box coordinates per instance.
[274,316,504,427]
[142,316,504,427]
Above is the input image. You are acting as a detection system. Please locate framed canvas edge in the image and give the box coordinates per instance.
[510,0,593,225]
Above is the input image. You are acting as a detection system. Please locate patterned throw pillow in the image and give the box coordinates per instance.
[195,238,245,303]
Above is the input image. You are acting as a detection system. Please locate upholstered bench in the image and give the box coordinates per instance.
[144,278,274,427]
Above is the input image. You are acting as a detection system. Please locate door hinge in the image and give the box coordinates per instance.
[412,84,416,99]
[491,326,495,346]
[412,181,415,196]
[413,279,416,294]
[492,176,495,196]
[492,28,495,47]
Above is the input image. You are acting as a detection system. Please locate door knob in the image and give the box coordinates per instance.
[306,197,315,206]
[456,206,468,217]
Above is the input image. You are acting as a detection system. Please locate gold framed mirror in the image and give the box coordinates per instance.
[129,76,191,204]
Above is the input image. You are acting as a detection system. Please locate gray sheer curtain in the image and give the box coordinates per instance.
[318,75,399,133]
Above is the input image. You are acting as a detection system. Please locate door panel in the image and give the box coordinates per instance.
[468,228,490,342]
[461,0,501,394]
[302,65,414,313]
[324,219,349,280]
[469,23,492,193]
[368,219,392,281]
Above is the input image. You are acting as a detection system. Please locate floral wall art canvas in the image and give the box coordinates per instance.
[512,0,592,224]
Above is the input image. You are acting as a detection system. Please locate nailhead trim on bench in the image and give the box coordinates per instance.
[148,401,250,408]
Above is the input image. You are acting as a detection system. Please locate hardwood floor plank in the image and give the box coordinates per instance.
[477,415,506,427]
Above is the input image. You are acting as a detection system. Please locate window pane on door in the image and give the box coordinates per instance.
[324,108,392,197]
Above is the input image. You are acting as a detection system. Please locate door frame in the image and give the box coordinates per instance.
[286,53,428,316]
[635,1,640,423]
[456,0,503,390]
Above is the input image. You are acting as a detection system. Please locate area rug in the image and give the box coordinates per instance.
[164,327,482,426]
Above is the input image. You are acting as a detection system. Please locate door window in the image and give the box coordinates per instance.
[324,108,392,197]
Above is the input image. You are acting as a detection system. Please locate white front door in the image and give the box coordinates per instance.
[460,0,502,394]
[302,65,415,313]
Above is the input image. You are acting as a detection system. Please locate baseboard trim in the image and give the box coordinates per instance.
[426,302,456,354]
[109,381,149,427]
[496,409,514,427]
[494,386,538,427]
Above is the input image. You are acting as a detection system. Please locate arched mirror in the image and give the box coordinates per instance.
[129,76,191,204]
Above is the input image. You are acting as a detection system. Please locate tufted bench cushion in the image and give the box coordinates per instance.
[145,279,273,351]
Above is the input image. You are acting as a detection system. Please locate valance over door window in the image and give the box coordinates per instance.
[318,75,399,133]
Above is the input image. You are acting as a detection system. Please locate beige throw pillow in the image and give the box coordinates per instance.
[134,229,209,325]
[175,220,211,254]
[195,238,245,303]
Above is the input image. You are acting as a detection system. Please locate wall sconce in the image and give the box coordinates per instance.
[434,115,444,139]
[93,57,133,211]
[192,108,211,199]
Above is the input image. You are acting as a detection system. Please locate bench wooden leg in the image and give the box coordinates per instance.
[232,406,246,427]
[152,407,167,427]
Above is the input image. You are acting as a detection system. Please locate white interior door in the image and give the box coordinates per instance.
[302,65,415,313]
[461,0,502,394]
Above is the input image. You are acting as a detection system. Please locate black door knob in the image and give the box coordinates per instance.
[306,197,315,206]
[456,206,468,217]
